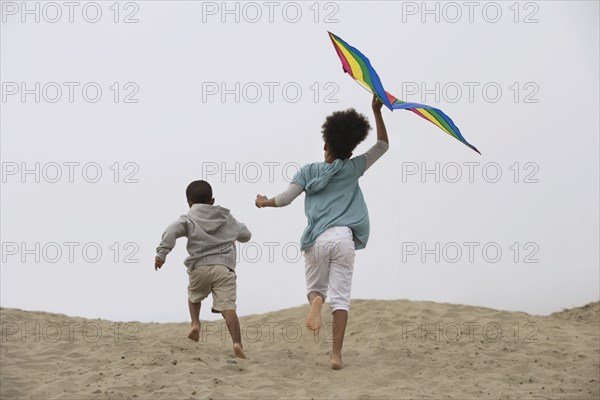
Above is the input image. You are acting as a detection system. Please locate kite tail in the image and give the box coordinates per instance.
[386,92,481,155]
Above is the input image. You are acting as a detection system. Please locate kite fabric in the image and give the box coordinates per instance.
[328,31,480,154]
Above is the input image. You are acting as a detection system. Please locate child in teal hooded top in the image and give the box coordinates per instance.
[256,96,389,370]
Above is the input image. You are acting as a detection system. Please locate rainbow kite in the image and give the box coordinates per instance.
[328,31,480,154]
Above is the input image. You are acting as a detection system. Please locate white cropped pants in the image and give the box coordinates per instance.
[303,226,355,312]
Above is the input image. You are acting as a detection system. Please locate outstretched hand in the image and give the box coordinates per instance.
[155,256,164,271]
[255,194,268,208]
[372,95,384,113]
[371,94,389,143]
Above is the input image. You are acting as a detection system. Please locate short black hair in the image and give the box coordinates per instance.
[186,180,213,205]
[322,108,371,160]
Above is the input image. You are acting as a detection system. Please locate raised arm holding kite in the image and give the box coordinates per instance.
[328,31,480,154]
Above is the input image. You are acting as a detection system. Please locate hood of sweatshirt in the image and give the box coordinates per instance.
[187,204,230,233]
[304,159,346,195]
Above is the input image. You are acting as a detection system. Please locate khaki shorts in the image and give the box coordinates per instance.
[187,264,237,313]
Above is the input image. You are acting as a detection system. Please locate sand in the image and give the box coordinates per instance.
[1,299,598,399]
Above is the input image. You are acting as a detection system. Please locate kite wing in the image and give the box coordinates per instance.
[328,31,480,155]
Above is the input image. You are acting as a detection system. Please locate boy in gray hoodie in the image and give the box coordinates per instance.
[155,180,251,359]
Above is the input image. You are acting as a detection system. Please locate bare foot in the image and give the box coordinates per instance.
[188,323,200,342]
[330,353,344,370]
[306,296,323,333]
[233,343,246,359]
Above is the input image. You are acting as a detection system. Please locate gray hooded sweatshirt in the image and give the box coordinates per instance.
[156,204,251,272]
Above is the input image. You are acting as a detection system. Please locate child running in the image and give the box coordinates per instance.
[255,95,389,369]
[155,180,251,359]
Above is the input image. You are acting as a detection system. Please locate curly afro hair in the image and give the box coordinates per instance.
[321,108,371,160]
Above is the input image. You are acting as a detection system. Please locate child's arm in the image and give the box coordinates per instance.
[255,195,275,208]
[237,224,252,242]
[256,183,304,208]
[231,215,252,243]
[155,217,188,270]
[372,95,389,144]
[361,95,390,172]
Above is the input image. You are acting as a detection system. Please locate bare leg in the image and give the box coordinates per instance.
[221,310,246,359]
[188,301,201,341]
[306,291,324,333]
[330,310,348,370]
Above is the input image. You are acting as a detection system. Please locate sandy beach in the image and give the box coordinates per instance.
[1,299,598,399]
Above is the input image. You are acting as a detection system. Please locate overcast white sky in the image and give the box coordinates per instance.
[1,1,598,322]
